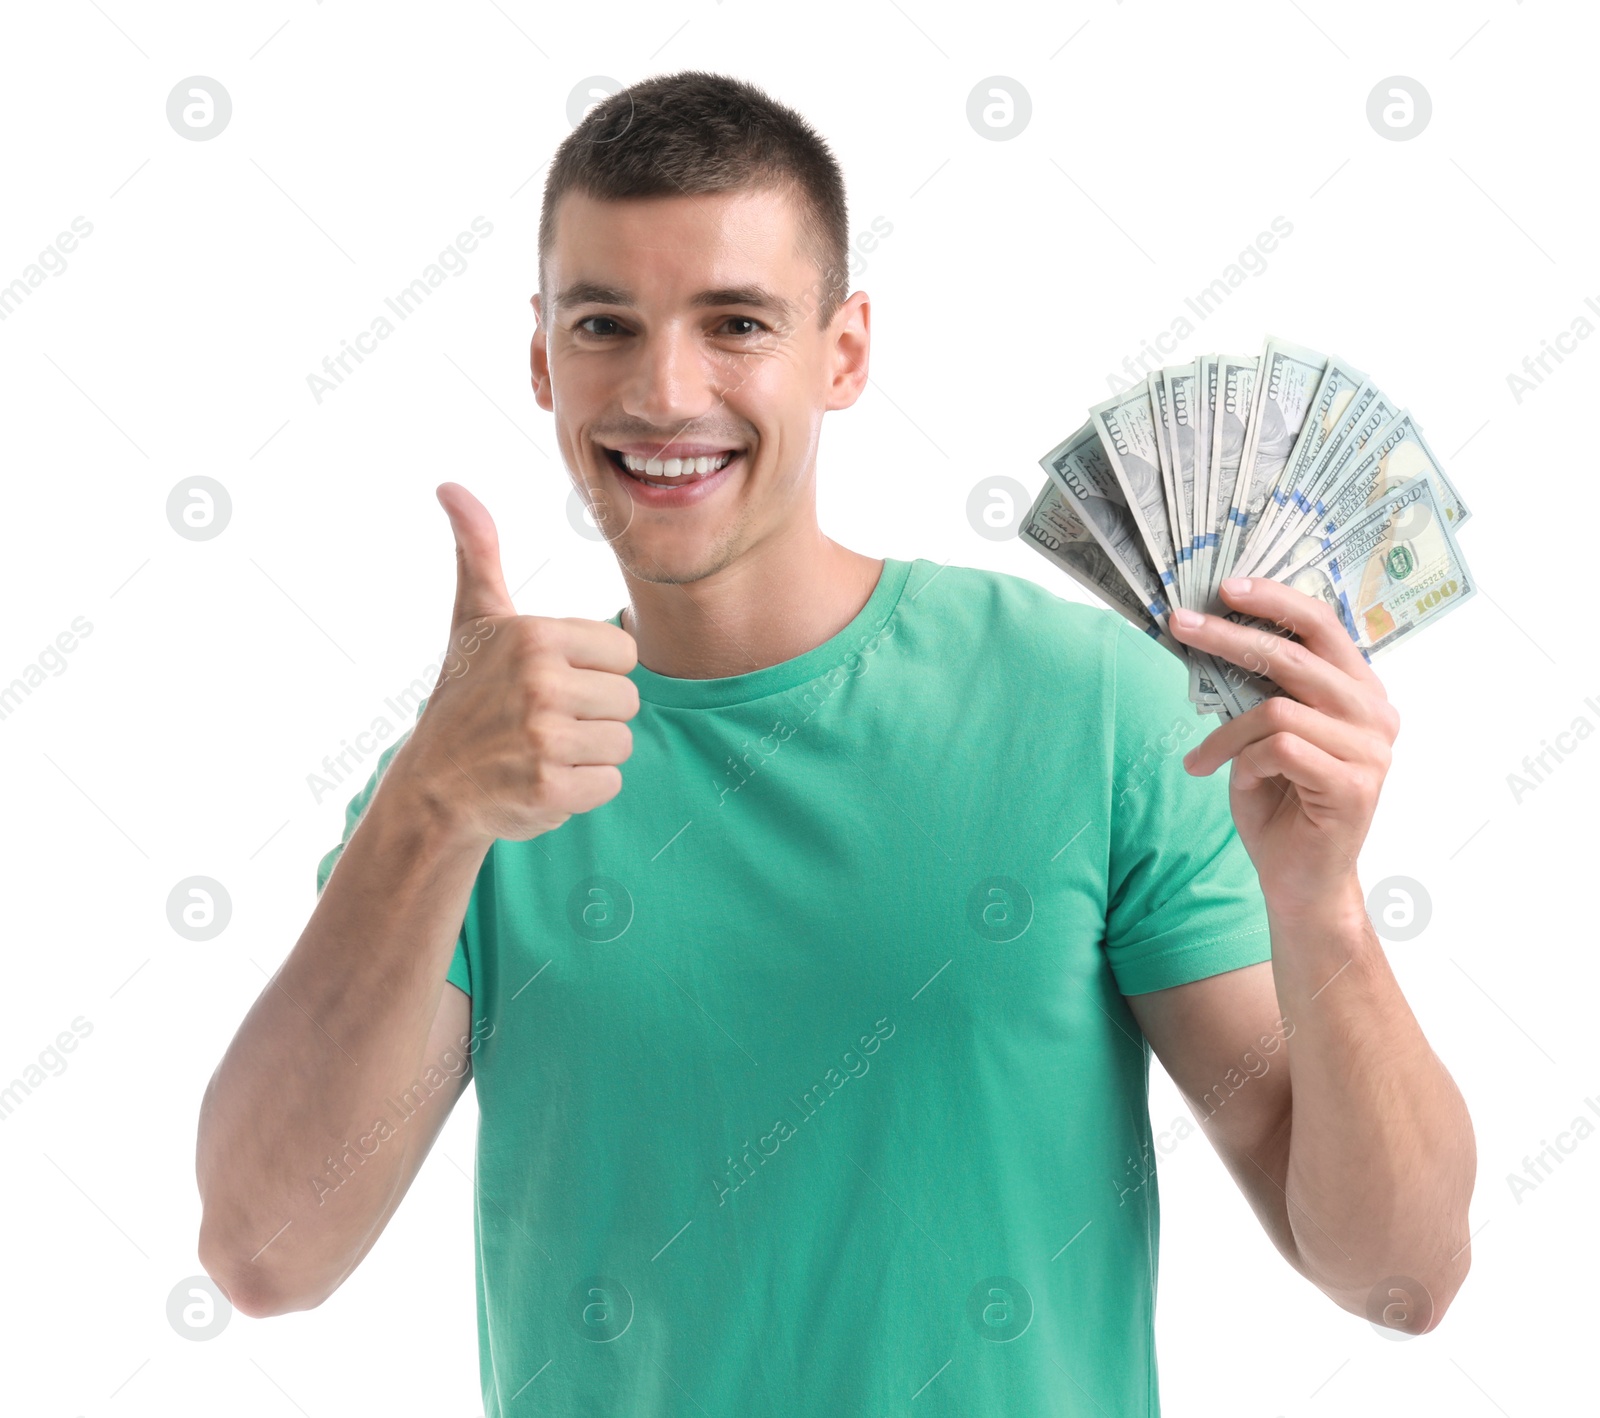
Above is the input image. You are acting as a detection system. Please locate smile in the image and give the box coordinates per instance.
[603,447,740,486]
[597,444,747,508]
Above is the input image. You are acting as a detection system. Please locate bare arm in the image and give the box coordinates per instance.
[1128,917,1475,1333]
[195,781,486,1317]
[195,483,638,1318]
[1151,577,1477,1333]
[1125,962,1300,1262]
[310,980,476,1302]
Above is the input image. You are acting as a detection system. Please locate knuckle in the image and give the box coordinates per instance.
[1276,634,1309,670]
[611,623,640,668]
[513,615,552,655]
[527,756,558,797]
[1266,730,1300,761]
[1261,695,1298,729]
[522,669,563,714]
[524,710,561,760]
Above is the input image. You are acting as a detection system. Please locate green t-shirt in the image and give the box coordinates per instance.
[315,557,1271,1416]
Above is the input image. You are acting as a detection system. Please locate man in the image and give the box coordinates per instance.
[196,70,1475,1415]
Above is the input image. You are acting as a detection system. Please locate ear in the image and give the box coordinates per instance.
[530,292,553,411]
[823,289,870,413]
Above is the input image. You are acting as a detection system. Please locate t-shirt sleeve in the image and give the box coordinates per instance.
[313,708,473,997]
[1102,617,1272,996]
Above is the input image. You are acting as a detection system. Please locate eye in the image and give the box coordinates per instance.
[575,315,626,338]
[722,315,765,336]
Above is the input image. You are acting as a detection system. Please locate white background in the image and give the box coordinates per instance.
[2,1,1595,1414]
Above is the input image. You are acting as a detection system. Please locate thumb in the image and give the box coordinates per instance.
[437,482,517,627]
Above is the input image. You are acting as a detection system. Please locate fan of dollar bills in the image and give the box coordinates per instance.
[1020,336,1476,719]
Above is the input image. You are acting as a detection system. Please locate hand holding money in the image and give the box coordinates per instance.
[1167,575,1402,917]
[1019,334,1478,719]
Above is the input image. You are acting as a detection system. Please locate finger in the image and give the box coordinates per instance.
[558,717,635,767]
[547,616,639,676]
[469,763,624,828]
[544,762,625,816]
[1219,577,1379,685]
[1185,695,1380,777]
[560,665,641,722]
[1170,603,1372,720]
[1228,730,1350,796]
[438,482,517,626]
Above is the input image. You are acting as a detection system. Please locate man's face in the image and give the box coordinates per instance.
[532,185,869,586]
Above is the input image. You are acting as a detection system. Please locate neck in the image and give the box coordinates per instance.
[618,519,884,680]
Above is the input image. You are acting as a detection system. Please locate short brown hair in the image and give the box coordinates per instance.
[539,70,850,329]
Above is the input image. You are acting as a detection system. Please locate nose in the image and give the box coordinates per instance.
[623,320,723,429]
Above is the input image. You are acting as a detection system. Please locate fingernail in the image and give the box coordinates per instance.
[1221,577,1251,594]
[1173,608,1203,628]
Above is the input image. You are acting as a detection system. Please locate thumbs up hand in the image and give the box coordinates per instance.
[393,483,640,848]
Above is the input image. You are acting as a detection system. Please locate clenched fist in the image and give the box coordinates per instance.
[393,483,640,847]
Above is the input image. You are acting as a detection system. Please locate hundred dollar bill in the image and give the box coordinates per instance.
[1211,336,1328,600]
[1021,334,1478,722]
[1252,410,1465,583]
[1191,355,1217,600]
[1187,470,1478,721]
[1181,594,1288,718]
[1186,631,1262,716]
[1038,420,1174,629]
[1202,355,1259,605]
[1191,646,1244,715]
[1021,479,1183,653]
[1200,645,1287,721]
[1089,387,1181,611]
[1024,454,1229,711]
[1161,363,1202,609]
[1148,371,1189,604]
[1279,472,1475,657]
[1235,354,1366,570]
[1242,382,1398,577]
[1213,470,1472,669]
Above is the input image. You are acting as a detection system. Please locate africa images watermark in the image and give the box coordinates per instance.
[311,1017,494,1204]
[305,216,494,404]
[1505,1092,1600,1206]
[0,216,94,323]
[1113,1014,1293,1206]
[0,615,95,724]
[712,606,899,806]
[307,617,495,804]
[0,1017,94,1123]
[1114,713,1196,808]
[1103,215,1295,395]
[712,1016,895,1206]
[1504,690,1600,804]
[1504,292,1600,404]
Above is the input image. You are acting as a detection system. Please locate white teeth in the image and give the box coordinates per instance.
[616,450,737,479]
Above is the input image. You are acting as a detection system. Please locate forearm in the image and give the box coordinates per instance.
[1267,881,1476,1324]
[195,764,487,1315]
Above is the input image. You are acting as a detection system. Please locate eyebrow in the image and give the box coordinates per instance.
[553,280,800,321]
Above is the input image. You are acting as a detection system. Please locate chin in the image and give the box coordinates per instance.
[612,526,744,588]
